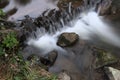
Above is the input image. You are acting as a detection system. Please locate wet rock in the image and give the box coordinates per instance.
[47,51,58,66]
[111,0,120,14]
[105,67,120,80]
[98,0,112,15]
[0,20,16,29]
[57,0,82,8]
[98,0,120,15]
[40,50,58,66]
[0,0,9,8]
[57,33,79,47]
[19,15,37,32]
[95,49,118,68]
[40,57,51,66]
[22,46,58,66]
[6,8,17,17]
[14,0,31,5]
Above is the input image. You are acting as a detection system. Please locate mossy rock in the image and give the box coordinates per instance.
[57,33,79,47]
[95,49,118,68]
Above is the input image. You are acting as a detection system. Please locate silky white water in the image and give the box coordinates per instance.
[27,11,120,55]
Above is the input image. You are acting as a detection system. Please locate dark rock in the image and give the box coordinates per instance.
[19,15,37,32]
[22,46,58,68]
[98,0,112,15]
[40,57,51,66]
[98,0,120,15]
[57,33,79,47]
[14,0,31,5]
[93,47,119,69]
[0,20,16,29]
[40,50,58,66]
[6,8,17,17]
[47,51,58,66]
[0,0,9,8]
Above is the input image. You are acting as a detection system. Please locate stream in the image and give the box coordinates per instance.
[2,0,59,21]
[1,0,120,80]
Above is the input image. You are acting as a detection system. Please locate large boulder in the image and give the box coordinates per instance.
[57,32,79,47]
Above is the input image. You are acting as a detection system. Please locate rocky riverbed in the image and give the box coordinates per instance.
[0,0,120,80]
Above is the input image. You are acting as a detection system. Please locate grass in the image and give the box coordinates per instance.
[2,32,19,48]
[0,55,58,80]
[0,30,58,80]
[0,8,58,80]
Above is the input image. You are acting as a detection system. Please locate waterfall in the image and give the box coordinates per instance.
[27,11,120,56]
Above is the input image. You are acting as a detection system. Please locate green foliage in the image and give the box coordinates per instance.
[0,46,5,56]
[12,60,58,80]
[0,16,57,80]
[2,32,19,48]
[48,75,58,80]
[34,74,57,80]
[14,76,23,80]
[0,9,5,16]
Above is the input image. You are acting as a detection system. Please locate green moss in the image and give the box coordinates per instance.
[95,49,118,68]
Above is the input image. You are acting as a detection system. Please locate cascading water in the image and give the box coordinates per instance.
[27,9,120,56]
[1,0,120,80]
[8,0,119,80]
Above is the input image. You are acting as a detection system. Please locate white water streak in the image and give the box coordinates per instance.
[27,11,120,55]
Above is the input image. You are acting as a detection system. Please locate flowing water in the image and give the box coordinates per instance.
[27,10,120,55]
[25,5,120,79]
[2,0,59,21]
[2,0,120,80]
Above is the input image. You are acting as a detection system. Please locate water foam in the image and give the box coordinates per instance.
[27,11,120,55]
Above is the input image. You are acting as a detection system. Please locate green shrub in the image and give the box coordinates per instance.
[0,9,5,16]
[0,46,5,56]
[2,32,19,48]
